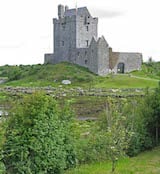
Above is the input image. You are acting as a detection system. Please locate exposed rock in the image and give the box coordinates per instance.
[0,80,4,84]
[62,80,71,85]
[111,89,119,93]
[0,79,7,84]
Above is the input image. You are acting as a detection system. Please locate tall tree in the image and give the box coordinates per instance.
[99,99,132,172]
[144,83,160,145]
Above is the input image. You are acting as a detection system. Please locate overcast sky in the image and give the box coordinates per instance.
[0,0,160,65]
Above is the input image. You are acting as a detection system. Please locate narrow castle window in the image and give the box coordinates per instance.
[86,26,89,31]
[62,41,64,46]
[85,60,88,64]
[86,40,89,47]
[85,16,90,25]
[87,17,90,24]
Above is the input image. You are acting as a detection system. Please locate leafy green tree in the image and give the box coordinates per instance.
[2,92,76,174]
[123,98,153,156]
[143,84,160,146]
[99,99,132,172]
[125,85,160,156]
[0,118,7,174]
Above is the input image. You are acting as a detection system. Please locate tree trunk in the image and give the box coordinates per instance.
[112,160,116,173]
[156,122,158,145]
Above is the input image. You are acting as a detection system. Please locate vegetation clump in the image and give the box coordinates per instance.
[0,62,160,173]
[0,62,159,88]
[1,92,76,173]
[72,85,160,172]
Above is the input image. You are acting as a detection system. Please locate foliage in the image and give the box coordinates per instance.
[0,119,7,174]
[123,85,160,156]
[132,61,160,79]
[141,84,160,146]
[73,94,160,171]
[71,120,107,164]
[98,99,132,172]
[75,132,108,164]
[0,62,159,88]
[123,98,153,156]
[65,146,160,174]
[0,63,95,87]
[2,92,76,174]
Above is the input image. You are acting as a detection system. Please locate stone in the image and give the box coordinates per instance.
[62,93,67,97]
[44,4,142,76]
[0,79,7,84]
[61,80,71,85]
[111,89,119,93]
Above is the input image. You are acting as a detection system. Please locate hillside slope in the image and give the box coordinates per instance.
[0,62,159,88]
[66,146,160,174]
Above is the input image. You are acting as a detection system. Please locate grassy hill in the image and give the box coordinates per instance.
[0,62,159,88]
[132,62,160,79]
[0,63,96,87]
[1,62,159,120]
[66,147,160,174]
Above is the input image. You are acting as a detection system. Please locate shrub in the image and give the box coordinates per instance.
[2,92,76,174]
[75,133,108,164]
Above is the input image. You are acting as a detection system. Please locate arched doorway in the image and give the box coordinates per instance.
[117,63,125,73]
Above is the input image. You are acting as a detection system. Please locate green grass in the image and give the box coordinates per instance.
[132,63,160,80]
[66,147,160,174]
[94,74,159,88]
[0,62,159,88]
[0,92,9,105]
[0,63,96,87]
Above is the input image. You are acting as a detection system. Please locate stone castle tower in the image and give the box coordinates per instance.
[44,4,142,76]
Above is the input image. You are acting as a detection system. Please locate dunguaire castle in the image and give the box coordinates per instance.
[44,4,142,76]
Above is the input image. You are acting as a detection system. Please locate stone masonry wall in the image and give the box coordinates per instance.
[87,38,98,74]
[112,52,142,73]
[44,54,54,64]
[53,16,76,63]
[97,37,110,76]
[109,48,119,70]
[73,48,89,67]
[44,5,142,76]
[76,15,98,48]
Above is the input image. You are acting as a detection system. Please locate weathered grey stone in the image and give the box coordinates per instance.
[62,93,67,97]
[62,80,71,85]
[0,80,5,84]
[44,5,142,76]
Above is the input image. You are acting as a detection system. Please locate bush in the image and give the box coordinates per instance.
[2,92,76,174]
[75,133,108,164]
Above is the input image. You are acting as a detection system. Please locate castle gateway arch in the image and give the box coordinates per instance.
[117,62,125,73]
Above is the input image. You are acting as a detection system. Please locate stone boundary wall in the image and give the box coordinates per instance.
[0,87,146,98]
